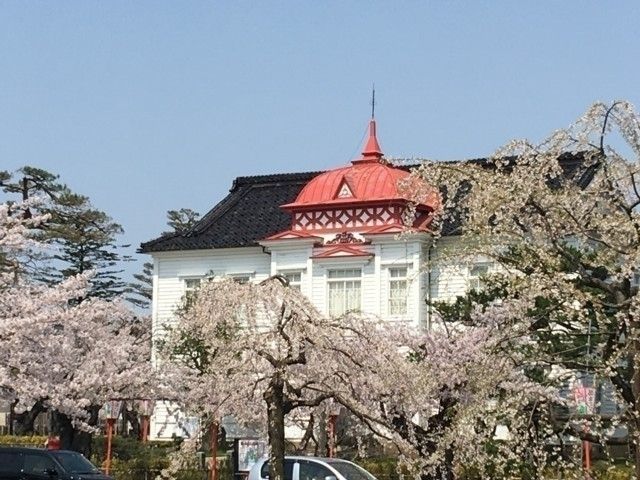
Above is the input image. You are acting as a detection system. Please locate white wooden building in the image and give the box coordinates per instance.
[140,119,496,440]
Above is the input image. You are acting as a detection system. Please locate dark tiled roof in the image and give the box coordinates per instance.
[140,154,598,253]
[140,172,322,253]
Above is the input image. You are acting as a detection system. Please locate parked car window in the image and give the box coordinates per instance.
[260,460,295,480]
[50,451,100,474]
[326,461,377,480]
[0,451,23,472]
[23,453,57,474]
[299,460,333,480]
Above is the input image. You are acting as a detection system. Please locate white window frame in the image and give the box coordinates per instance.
[225,272,254,284]
[468,263,491,292]
[326,268,362,317]
[229,275,251,284]
[387,266,409,316]
[180,276,203,309]
[277,270,303,290]
[182,277,202,294]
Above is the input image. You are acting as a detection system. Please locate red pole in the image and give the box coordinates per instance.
[327,414,337,458]
[141,415,149,443]
[105,419,114,475]
[584,439,591,472]
[583,424,591,479]
[210,421,219,480]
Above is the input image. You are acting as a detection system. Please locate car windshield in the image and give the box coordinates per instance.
[325,461,377,480]
[50,451,99,474]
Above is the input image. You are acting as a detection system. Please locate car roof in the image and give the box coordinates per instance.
[0,447,76,454]
[263,456,354,463]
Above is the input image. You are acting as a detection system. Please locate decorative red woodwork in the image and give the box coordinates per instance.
[326,232,365,245]
[311,244,373,259]
[263,230,324,241]
[291,205,404,231]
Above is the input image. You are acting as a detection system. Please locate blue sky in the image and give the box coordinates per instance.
[1,2,639,278]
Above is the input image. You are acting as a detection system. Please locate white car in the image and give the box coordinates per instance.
[248,456,377,480]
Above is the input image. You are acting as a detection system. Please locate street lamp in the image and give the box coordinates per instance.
[137,399,153,443]
[103,400,123,475]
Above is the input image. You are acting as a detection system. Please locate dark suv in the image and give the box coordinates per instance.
[0,447,113,480]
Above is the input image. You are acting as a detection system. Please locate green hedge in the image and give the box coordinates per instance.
[355,457,403,480]
[0,435,47,447]
[90,436,233,480]
[92,435,173,462]
[357,456,634,480]
[458,461,634,480]
[105,452,233,480]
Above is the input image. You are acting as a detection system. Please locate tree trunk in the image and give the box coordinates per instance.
[387,393,458,480]
[434,446,454,480]
[123,407,140,438]
[52,412,75,451]
[316,413,327,457]
[296,413,315,454]
[265,375,286,480]
[52,406,100,457]
[12,400,46,435]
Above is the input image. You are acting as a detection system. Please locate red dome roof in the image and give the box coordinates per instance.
[284,119,415,208]
[287,162,410,207]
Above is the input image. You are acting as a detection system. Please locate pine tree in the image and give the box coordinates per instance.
[1,166,129,298]
[128,208,200,309]
[42,190,127,299]
[0,166,66,204]
[126,261,153,309]
[165,208,200,233]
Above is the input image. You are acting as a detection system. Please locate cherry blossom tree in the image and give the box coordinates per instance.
[408,101,640,476]
[161,273,549,480]
[322,300,564,480]
[0,199,152,455]
[161,276,355,480]
[0,197,47,277]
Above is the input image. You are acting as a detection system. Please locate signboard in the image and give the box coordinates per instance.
[573,383,596,415]
[236,438,268,473]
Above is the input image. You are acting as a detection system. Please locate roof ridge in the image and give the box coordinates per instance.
[139,231,182,249]
[232,171,323,189]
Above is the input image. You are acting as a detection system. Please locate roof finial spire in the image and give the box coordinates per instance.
[371,83,376,119]
[353,86,384,164]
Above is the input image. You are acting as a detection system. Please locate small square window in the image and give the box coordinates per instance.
[468,264,490,291]
[184,278,201,292]
[278,271,302,290]
[230,275,250,284]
